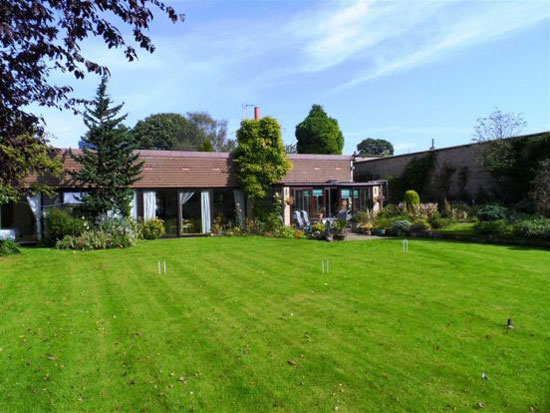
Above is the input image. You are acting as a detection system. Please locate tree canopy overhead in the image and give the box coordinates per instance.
[356,138,394,157]
[295,105,344,155]
[1,0,183,202]
[1,0,184,139]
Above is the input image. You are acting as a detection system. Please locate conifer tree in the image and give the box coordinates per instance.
[295,104,344,154]
[71,76,143,220]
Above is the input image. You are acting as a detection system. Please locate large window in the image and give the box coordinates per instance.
[311,189,326,218]
[340,188,352,212]
[353,188,374,212]
[212,189,236,232]
[180,191,201,234]
[156,190,179,236]
[0,199,36,242]
[293,188,326,221]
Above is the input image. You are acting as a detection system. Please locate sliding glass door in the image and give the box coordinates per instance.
[156,190,178,236]
[179,191,201,234]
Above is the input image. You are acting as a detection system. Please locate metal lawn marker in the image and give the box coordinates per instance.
[157,261,167,275]
[321,259,330,274]
[402,239,409,252]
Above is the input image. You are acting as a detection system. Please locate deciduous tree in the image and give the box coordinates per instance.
[1,0,183,202]
[198,139,214,152]
[187,112,235,152]
[473,109,527,177]
[132,113,194,150]
[356,138,394,156]
[132,112,234,151]
[0,133,63,204]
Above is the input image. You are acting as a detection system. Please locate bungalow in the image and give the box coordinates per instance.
[0,149,386,242]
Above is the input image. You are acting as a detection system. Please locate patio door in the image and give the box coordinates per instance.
[156,190,178,236]
[179,190,201,234]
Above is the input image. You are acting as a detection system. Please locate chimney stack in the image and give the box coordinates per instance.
[254,106,260,120]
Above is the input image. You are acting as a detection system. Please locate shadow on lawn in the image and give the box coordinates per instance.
[387,235,550,252]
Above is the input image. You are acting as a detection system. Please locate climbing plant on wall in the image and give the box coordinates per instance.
[386,153,436,202]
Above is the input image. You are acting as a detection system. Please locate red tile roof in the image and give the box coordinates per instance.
[30,149,353,189]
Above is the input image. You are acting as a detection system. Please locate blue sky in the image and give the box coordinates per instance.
[40,0,550,154]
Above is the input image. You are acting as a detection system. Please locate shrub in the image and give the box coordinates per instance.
[56,227,138,251]
[428,212,449,229]
[376,204,402,219]
[476,205,508,222]
[404,190,420,211]
[474,220,514,239]
[0,240,20,256]
[513,198,536,215]
[244,217,265,235]
[375,214,409,230]
[44,208,86,246]
[98,217,141,245]
[308,221,326,240]
[416,203,438,219]
[398,202,439,220]
[274,226,295,239]
[443,201,472,221]
[333,219,347,234]
[513,218,550,240]
[411,220,430,234]
[141,218,165,240]
[389,219,412,235]
[293,229,306,239]
[263,210,284,233]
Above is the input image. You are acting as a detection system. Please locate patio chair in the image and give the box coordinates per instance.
[336,208,350,222]
[324,219,333,242]
[300,210,311,228]
[293,211,305,229]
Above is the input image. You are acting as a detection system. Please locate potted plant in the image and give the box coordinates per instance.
[333,219,347,241]
[375,226,386,236]
[349,213,360,232]
[359,222,373,236]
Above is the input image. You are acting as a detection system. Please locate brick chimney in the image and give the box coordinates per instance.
[254,106,260,120]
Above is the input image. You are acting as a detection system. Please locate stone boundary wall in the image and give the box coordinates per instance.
[354,132,549,201]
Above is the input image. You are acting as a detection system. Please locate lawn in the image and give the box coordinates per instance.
[0,237,548,412]
[434,222,476,236]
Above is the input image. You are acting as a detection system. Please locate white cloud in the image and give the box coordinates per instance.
[40,0,549,146]
[332,1,550,89]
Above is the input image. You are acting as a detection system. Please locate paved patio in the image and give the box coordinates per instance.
[344,230,385,241]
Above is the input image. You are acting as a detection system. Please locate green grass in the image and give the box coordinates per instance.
[435,222,476,236]
[0,237,548,412]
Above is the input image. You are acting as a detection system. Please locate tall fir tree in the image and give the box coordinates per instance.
[70,76,143,220]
